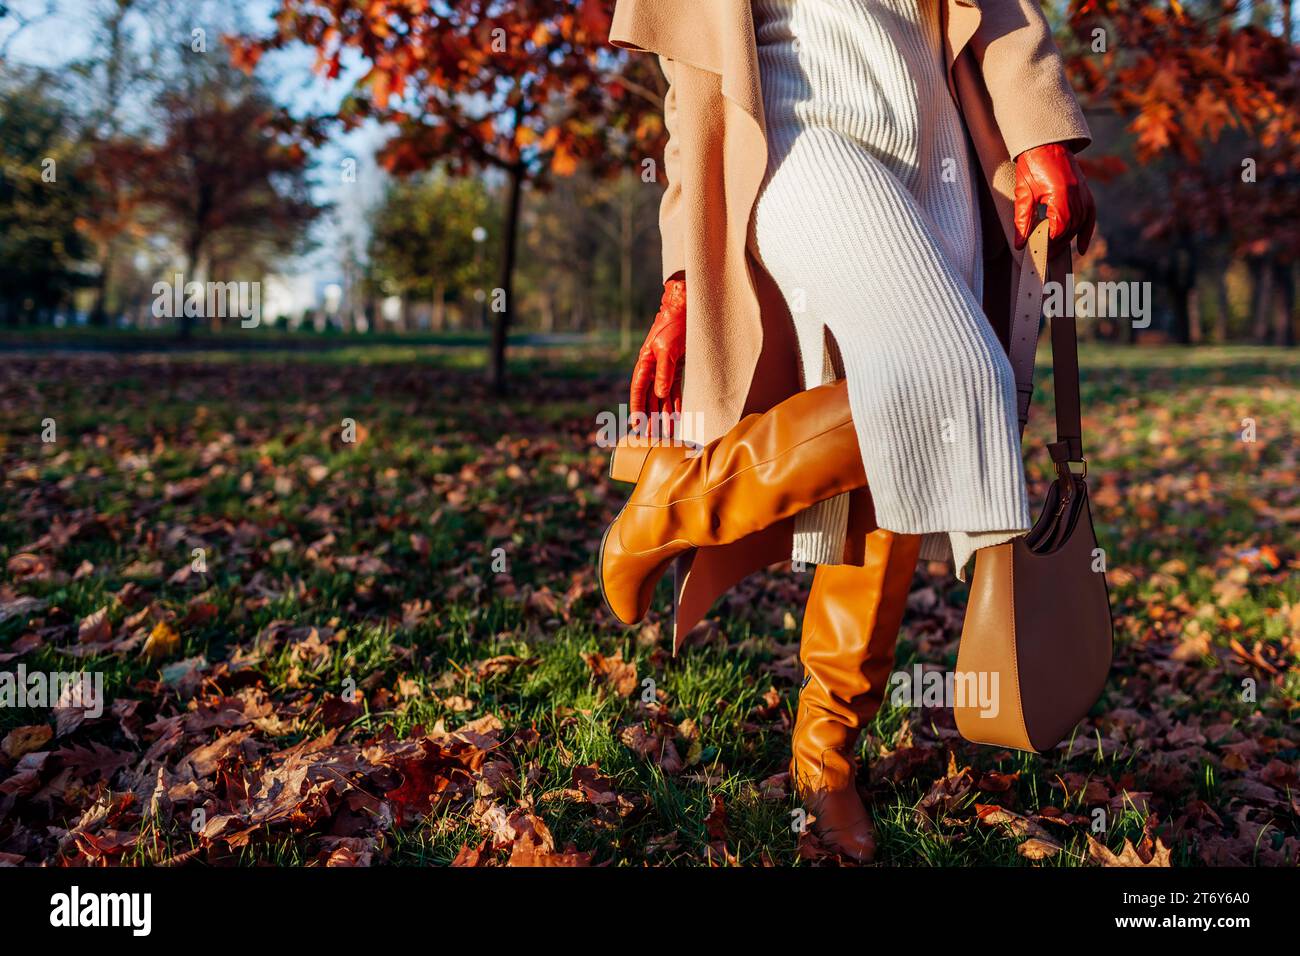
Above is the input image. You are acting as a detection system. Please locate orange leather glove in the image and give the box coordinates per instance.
[1013,143,1096,256]
[629,276,685,437]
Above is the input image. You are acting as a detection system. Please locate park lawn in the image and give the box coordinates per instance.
[0,342,1296,866]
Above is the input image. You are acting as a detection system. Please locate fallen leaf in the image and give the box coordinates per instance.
[2,724,52,759]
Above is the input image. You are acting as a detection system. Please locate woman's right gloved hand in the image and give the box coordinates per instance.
[629,275,686,437]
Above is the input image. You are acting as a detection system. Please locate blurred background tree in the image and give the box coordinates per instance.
[0,78,90,325]
[368,172,495,333]
[142,67,325,337]
[237,0,661,390]
[1063,0,1300,344]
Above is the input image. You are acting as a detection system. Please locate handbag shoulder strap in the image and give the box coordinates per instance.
[1007,218,1086,476]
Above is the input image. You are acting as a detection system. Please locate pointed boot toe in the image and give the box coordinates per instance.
[598,444,694,625]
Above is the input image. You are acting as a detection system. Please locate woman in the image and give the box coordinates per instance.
[601,0,1096,861]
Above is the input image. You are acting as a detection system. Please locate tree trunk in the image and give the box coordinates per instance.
[91,242,116,327]
[1127,273,1143,344]
[1167,281,1192,344]
[1212,268,1231,342]
[180,236,202,342]
[490,165,525,395]
[1249,256,1273,343]
[432,282,447,332]
[1187,285,1202,344]
[540,290,555,334]
[208,260,225,334]
[1170,242,1197,344]
[1273,261,1296,346]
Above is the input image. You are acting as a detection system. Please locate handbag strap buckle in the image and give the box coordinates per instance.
[1047,439,1087,482]
[1054,458,1087,482]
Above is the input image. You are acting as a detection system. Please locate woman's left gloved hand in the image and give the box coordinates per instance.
[1013,142,1096,256]
[629,277,686,437]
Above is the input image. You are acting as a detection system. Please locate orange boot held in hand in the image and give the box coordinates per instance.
[599,380,868,626]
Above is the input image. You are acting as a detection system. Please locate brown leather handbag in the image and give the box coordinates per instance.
[954,219,1113,754]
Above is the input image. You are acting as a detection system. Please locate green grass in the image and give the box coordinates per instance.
[0,341,1296,867]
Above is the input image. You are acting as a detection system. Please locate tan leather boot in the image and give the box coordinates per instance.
[792,529,921,862]
[599,380,866,625]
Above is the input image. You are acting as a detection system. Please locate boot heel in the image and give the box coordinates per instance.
[608,435,699,483]
[608,435,653,483]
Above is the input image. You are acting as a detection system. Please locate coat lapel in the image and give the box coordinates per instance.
[943,0,983,99]
[611,0,764,128]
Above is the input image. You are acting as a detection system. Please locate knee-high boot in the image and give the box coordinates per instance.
[599,379,865,625]
[791,529,921,862]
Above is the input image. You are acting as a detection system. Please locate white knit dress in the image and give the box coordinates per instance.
[748,0,1031,578]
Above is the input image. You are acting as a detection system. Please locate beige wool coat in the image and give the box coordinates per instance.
[608,0,1091,651]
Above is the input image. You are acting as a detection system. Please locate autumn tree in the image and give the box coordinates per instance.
[1063,0,1300,343]
[516,169,662,343]
[73,0,166,325]
[140,65,324,338]
[582,172,663,350]
[237,0,658,391]
[0,75,90,324]
[368,172,495,332]
[76,138,154,327]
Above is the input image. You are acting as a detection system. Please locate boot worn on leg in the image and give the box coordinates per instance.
[599,380,865,625]
[791,529,921,862]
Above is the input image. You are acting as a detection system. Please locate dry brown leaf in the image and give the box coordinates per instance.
[1017,837,1064,860]
[2,724,53,759]
[78,606,112,643]
[582,649,638,697]
[1087,835,1172,867]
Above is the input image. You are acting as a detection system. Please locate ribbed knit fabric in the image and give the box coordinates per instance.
[748,0,1031,579]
